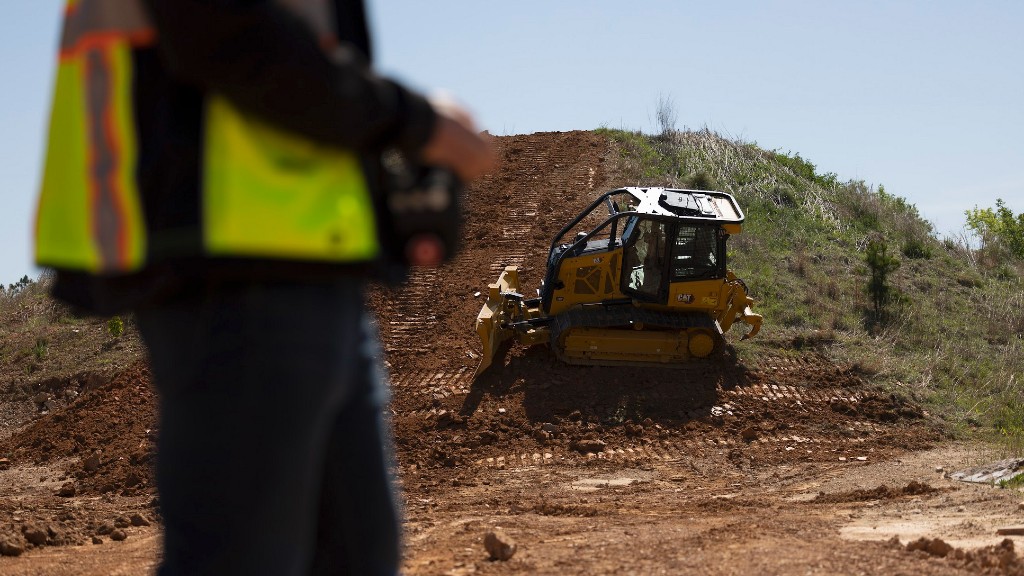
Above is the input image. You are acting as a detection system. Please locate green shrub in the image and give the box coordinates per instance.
[685,171,718,191]
[902,238,933,260]
[769,150,838,189]
[864,236,901,324]
[770,185,799,208]
[33,338,48,361]
[107,316,125,339]
[966,199,1024,259]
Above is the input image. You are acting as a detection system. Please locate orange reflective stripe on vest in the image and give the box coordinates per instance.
[36,0,152,273]
[60,0,155,59]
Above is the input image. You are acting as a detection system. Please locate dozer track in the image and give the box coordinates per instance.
[551,305,723,367]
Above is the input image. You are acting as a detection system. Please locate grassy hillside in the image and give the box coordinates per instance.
[598,127,1024,451]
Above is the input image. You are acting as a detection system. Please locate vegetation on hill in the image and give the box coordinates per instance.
[597,125,1024,452]
[0,272,143,385]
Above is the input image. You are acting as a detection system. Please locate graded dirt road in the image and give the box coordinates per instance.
[2,131,1023,575]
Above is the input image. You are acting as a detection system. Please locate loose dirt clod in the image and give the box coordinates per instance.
[956,539,1022,573]
[572,439,606,453]
[814,480,939,503]
[0,536,25,556]
[22,525,47,546]
[906,537,953,558]
[484,529,517,561]
[83,454,101,472]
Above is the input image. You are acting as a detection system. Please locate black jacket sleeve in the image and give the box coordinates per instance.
[142,0,436,156]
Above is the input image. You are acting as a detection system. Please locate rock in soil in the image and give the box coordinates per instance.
[484,530,517,561]
[110,529,128,541]
[0,536,25,556]
[573,439,606,453]
[83,454,101,472]
[130,513,151,527]
[22,525,48,546]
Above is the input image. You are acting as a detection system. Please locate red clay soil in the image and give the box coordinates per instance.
[2,363,156,498]
[3,131,1022,576]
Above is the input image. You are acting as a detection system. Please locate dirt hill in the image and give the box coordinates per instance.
[1,131,1022,575]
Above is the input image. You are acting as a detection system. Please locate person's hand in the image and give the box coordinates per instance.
[420,96,496,183]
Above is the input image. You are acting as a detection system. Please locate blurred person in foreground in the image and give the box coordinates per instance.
[34,0,494,574]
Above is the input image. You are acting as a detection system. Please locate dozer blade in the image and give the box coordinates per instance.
[474,266,523,376]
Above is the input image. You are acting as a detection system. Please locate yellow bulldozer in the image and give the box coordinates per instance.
[474,187,762,375]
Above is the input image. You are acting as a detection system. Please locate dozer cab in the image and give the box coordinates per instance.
[475,187,762,375]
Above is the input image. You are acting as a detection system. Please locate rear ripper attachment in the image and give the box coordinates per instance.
[475,187,762,375]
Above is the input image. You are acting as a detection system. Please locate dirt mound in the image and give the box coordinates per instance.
[897,537,1024,575]
[0,362,157,498]
[953,539,1024,575]
[814,480,940,504]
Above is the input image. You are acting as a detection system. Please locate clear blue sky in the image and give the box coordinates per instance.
[2,1,1022,285]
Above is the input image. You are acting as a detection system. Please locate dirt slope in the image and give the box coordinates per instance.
[1,131,1023,575]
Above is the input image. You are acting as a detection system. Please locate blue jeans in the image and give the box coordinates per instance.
[137,278,400,576]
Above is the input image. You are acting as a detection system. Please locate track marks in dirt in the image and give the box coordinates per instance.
[390,367,474,410]
[390,346,937,476]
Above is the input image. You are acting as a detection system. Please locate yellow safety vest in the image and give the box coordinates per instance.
[35,0,380,275]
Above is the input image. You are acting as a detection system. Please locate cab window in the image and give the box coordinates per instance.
[671,225,719,280]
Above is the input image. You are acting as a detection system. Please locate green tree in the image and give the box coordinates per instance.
[965,199,1024,259]
[6,275,32,295]
[865,236,901,322]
